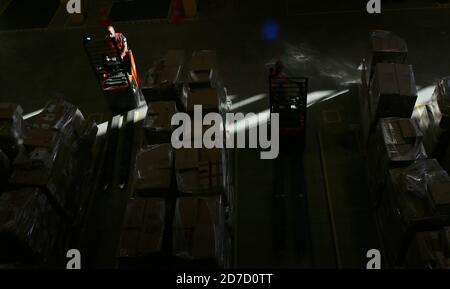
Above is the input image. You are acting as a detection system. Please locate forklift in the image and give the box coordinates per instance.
[269,65,312,265]
[83,35,146,116]
[82,35,148,194]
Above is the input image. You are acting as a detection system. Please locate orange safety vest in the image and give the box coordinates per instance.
[106,33,128,55]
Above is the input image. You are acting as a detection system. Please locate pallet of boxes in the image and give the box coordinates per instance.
[118,111,177,267]
[365,30,419,205]
[0,97,98,267]
[378,159,450,268]
[361,31,450,268]
[118,50,182,267]
[118,50,231,268]
[174,50,227,267]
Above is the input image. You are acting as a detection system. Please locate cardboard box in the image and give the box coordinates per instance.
[175,148,223,194]
[155,65,181,85]
[134,144,173,196]
[165,50,185,67]
[175,148,200,171]
[426,171,450,210]
[370,30,408,81]
[370,63,417,124]
[23,129,57,148]
[173,196,220,260]
[119,198,165,257]
[371,118,426,189]
[0,103,23,120]
[185,88,219,112]
[144,101,177,144]
[190,50,217,72]
[149,50,184,87]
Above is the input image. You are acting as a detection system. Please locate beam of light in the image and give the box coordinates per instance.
[227,109,271,134]
[133,105,148,124]
[96,121,109,137]
[306,90,336,107]
[416,85,436,106]
[320,89,350,103]
[230,94,266,111]
[23,109,44,120]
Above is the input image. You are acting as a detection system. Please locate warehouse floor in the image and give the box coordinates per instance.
[1,0,450,268]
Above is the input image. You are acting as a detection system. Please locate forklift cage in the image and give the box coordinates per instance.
[269,75,308,135]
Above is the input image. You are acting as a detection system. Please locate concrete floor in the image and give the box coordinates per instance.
[1,0,450,268]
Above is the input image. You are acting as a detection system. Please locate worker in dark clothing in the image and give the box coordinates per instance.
[270,60,288,105]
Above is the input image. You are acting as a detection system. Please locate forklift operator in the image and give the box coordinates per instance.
[271,61,288,103]
[106,25,128,59]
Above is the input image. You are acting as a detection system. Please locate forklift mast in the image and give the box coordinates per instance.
[83,35,145,115]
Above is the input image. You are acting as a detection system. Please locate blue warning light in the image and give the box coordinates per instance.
[262,20,279,40]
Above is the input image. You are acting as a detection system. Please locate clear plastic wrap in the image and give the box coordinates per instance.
[134,144,173,196]
[119,198,166,257]
[10,97,97,222]
[430,77,450,129]
[425,171,450,213]
[414,78,450,157]
[141,50,184,103]
[143,101,177,145]
[371,118,427,187]
[0,188,66,263]
[379,118,427,161]
[400,159,442,201]
[172,196,223,262]
[379,159,446,263]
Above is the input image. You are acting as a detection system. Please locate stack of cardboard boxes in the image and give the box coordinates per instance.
[378,159,450,265]
[120,50,229,267]
[361,30,409,144]
[369,30,408,82]
[369,63,418,127]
